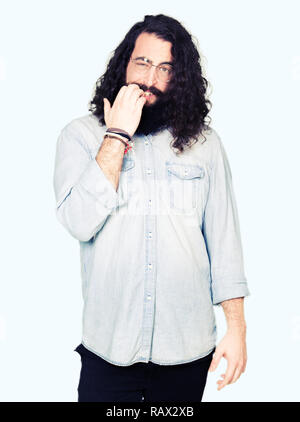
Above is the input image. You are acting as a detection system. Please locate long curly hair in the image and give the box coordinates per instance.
[88,14,212,154]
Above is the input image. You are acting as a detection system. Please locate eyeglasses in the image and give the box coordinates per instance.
[130,57,174,83]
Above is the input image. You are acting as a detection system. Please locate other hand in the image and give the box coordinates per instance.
[208,327,247,390]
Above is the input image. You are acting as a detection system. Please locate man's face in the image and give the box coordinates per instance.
[124,32,174,135]
[125,32,173,106]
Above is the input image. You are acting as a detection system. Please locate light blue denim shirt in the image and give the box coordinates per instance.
[53,113,250,366]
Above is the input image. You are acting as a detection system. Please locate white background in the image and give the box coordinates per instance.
[1,0,299,402]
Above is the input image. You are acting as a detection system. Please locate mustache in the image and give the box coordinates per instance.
[125,82,163,97]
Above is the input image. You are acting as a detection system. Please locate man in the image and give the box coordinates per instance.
[53,14,250,402]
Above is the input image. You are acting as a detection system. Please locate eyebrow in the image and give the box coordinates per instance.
[134,56,173,66]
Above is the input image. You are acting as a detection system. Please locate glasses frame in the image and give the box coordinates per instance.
[129,56,174,83]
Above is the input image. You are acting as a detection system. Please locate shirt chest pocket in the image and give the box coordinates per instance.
[166,161,206,214]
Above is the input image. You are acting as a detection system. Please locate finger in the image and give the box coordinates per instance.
[217,364,236,390]
[103,98,111,124]
[103,98,110,113]
[127,86,145,102]
[242,356,247,373]
[208,350,223,372]
[230,366,243,384]
[127,83,140,89]
[124,83,141,96]
[218,367,235,389]
[136,95,147,108]
[217,374,225,382]
[114,85,129,102]
[117,85,141,106]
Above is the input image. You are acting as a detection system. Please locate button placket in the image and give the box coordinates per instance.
[140,134,156,361]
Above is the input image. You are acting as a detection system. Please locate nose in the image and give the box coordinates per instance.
[143,65,158,87]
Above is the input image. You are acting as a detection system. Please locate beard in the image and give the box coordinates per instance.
[125,82,173,136]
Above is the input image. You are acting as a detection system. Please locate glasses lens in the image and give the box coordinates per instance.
[132,59,173,82]
[158,65,173,82]
[133,59,150,74]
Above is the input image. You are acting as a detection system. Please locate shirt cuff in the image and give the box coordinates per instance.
[211,279,250,306]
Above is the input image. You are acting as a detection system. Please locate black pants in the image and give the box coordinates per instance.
[74,344,214,402]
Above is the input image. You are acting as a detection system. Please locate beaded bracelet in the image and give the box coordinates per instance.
[104,134,133,154]
[104,127,134,154]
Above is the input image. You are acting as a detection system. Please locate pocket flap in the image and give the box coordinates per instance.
[166,162,205,180]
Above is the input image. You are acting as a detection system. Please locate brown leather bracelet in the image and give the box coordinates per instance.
[107,127,131,138]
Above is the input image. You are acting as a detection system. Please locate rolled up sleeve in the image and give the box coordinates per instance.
[53,123,119,242]
[202,132,250,305]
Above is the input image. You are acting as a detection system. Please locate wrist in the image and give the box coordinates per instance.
[104,134,127,146]
[104,129,134,155]
[101,134,126,153]
[227,321,247,334]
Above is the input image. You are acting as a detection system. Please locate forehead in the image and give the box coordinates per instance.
[132,32,173,63]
